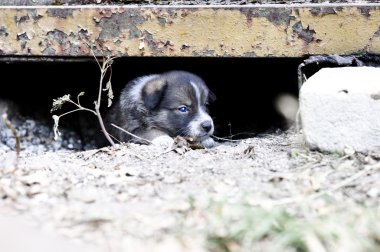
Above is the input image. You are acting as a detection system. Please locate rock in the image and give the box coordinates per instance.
[300,67,380,153]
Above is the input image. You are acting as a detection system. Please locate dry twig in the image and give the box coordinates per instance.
[110,123,152,145]
[51,55,117,146]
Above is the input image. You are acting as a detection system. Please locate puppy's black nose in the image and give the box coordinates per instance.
[201,121,212,133]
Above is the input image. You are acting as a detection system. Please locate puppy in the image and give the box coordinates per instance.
[104,71,216,148]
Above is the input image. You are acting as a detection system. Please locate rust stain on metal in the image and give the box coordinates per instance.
[16,32,29,50]
[0,4,379,57]
[358,6,372,17]
[47,8,74,18]
[292,21,316,43]
[0,27,9,37]
[240,7,292,26]
[96,9,146,40]
[47,29,68,44]
[309,7,337,16]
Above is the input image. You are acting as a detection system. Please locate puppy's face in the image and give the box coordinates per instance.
[142,71,215,141]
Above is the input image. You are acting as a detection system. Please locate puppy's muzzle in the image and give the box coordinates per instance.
[197,120,214,139]
[201,120,213,134]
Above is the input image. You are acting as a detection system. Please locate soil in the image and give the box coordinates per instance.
[1,99,379,251]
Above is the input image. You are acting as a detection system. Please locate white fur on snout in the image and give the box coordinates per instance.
[188,107,214,137]
[189,82,214,139]
[201,137,216,148]
[151,135,174,149]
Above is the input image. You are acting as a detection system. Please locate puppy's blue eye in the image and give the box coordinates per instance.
[178,106,189,113]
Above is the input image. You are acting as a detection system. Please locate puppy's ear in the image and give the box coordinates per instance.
[142,78,167,109]
[207,90,216,103]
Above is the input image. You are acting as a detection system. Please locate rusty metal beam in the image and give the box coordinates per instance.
[0,4,379,57]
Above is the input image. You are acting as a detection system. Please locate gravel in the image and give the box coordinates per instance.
[1,98,379,251]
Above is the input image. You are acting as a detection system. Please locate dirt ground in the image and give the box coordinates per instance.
[1,114,380,251]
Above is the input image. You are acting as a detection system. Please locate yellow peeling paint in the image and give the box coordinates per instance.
[370,36,380,53]
[292,8,380,55]
[0,5,379,57]
[141,9,288,57]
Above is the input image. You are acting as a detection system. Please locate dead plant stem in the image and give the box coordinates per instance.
[96,104,115,146]
[93,55,116,146]
[111,124,153,145]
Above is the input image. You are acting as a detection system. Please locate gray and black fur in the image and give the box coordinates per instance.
[103,71,216,147]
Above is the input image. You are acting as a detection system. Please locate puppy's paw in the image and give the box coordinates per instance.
[200,137,216,148]
[151,135,174,149]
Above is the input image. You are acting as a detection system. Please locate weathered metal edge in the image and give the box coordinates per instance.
[0,4,379,57]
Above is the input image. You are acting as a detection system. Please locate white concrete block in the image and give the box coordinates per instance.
[300,67,380,153]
